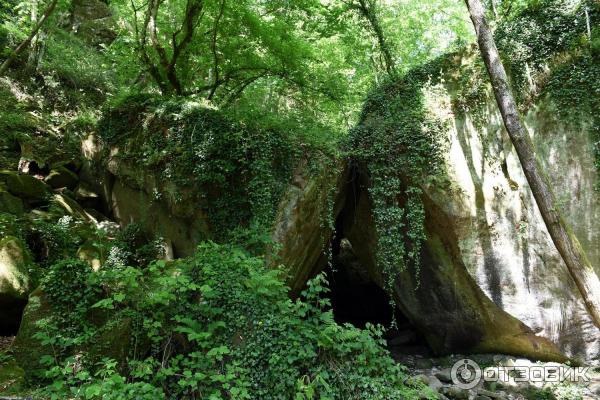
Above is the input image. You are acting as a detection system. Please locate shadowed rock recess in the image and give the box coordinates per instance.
[272,163,567,362]
[272,49,600,361]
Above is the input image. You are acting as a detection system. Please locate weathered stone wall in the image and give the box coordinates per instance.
[424,79,600,360]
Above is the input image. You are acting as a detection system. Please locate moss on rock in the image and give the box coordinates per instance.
[44,166,79,190]
[0,190,24,215]
[2,172,50,204]
[0,236,34,335]
[10,288,52,377]
[0,236,33,300]
[0,359,25,394]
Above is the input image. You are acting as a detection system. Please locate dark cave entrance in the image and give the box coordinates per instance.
[325,262,393,329]
[321,179,433,357]
[0,295,26,338]
[325,235,432,357]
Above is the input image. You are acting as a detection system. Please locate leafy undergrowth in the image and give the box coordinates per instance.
[8,241,431,400]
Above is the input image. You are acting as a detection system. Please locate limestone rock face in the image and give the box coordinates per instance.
[343,184,565,361]
[268,58,599,361]
[80,149,211,258]
[420,86,600,360]
[0,237,34,334]
[270,158,348,295]
[107,168,210,258]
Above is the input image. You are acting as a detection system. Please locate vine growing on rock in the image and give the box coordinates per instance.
[347,67,449,313]
[24,242,431,399]
[495,0,600,185]
[97,94,338,246]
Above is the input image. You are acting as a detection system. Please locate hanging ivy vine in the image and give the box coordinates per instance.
[346,64,448,311]
[97,94,336,247]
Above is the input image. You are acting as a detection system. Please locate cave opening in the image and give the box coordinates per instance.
[321,179,432,357]
[0,296,26,337]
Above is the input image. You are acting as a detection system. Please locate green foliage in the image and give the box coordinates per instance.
[347,63,449,307]
[30,241,428,399]
[97,95,334,241]
[41,259,99,325]
[546,54,600,185]
[26,217,79,268]
[0,212,23,239]
[36,29,113,98]
[496,0,598,96]
[495,0,600,184]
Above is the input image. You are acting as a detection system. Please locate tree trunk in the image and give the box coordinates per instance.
[464,0,600,329]
[0,0,58,76]
[356,0,396,76]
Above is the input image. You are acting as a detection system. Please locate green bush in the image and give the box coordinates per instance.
[31,241,430,399]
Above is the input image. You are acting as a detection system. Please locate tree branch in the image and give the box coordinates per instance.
[0,0,59,76]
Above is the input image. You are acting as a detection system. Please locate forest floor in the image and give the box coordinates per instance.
[0,337,13,354]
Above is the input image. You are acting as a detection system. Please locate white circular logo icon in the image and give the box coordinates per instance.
[451,359,482,389]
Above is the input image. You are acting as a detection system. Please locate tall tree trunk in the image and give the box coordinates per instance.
[464,0,600,329]
[355,0,396,76]
[0,0,58,76]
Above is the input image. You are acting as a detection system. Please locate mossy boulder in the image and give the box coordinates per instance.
[86,317,133,368]
[44,166,79,190]
[0,236,35,334]
[10,288,52,376]
[12,289,135,376]
[0,236,33,299]
[0,190,24,215]
[3,172,49,203]
[52,193,97,223]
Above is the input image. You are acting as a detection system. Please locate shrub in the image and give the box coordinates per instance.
[32,241,430,399]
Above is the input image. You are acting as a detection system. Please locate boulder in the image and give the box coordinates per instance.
[421,374,444,392]
[44,166,79,189]
[0,237,34,334]
[74,181,100,207]
[71,0,117,46]
[12,288,136,376]
[77,240,104,271]
[11,288,53,375]
[0,190,24,215]
[345,187,567,361]
[3,172,49,203]
[109,178,209,257]
[435,369,454,384]
[52,193,97,224]
[86,317,133,368]
[267,152,567,361]
[440,386,472,400]
[346,46,600,361]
